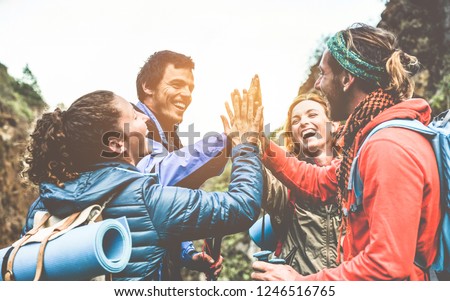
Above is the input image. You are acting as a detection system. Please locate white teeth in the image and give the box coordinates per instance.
[174,102,186,110]
[302,129,316,139]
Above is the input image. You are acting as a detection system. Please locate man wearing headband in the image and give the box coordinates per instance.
[252,23,440,280]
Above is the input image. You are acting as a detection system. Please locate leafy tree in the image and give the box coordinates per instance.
[21,64,42,96]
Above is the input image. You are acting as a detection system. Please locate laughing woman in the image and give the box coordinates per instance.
[262,92,342,275]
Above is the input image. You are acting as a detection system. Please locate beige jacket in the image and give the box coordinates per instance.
[263,167,341,275]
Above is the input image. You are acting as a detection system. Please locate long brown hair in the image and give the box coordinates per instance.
[26,90,121,187]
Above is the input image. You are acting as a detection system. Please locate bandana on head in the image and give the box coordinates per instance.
[327,32,387,85]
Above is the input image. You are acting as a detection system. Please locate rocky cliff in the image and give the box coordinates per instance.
[0,63,46,248]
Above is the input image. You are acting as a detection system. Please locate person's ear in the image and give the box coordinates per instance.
[342,71,355,92]
[142,83,154,98]
[107,136,125,155]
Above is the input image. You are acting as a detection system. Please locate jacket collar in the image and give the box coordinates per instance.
[360,98,432,139]
[136,101,183,151]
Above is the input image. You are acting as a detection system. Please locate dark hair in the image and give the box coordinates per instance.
[26,90,121,186]
[136,50,195,101]
[333,23,420,100]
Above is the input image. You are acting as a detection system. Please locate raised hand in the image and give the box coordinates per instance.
[248,74,262,116]
[221,88,263,147]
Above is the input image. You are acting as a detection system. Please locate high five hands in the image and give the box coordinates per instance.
[221,75,264,146]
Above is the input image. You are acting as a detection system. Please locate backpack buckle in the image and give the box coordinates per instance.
[350,204,361,213]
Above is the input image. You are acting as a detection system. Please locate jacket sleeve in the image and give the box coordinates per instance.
[136,133,228,188]
[302,135,430,280]
[142,143,263,242]
[263,141,338,202]
[180,241,196,264]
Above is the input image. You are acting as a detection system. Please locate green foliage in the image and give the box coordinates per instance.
[218,232,253,281]
[0,62,46,122]
[430,74,450,115]
[0,61,45,248]
[21,64,42,96]
[378,0,449,106]
[182,232,254,281]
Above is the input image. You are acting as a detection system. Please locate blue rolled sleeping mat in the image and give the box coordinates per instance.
[0,217,132,281]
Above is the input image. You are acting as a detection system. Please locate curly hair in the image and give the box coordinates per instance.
[136,50,195,101]
[331,23,420,100]
[26,90,121,187]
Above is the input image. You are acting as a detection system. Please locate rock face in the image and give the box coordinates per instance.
[0,63,46,248]
[378,0,450,110]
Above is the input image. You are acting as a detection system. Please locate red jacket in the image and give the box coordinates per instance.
[263,99,441,280]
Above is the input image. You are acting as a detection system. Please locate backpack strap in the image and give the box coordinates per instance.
[348,119,437,212]
[3,212,52,281]
[347,118,439,273]
[4,191,119,281]
[33,211,82,281]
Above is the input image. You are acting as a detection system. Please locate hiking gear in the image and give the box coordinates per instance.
[349,110,450,276]
[2,194,131,281]
[23,144,262,281]
[249,214,277,251]
[263,99,440,280]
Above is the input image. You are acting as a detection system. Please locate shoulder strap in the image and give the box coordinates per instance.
[3,212,52,280]
[347,118,441,271]
[4,191,120,281]
[348,119,437,211]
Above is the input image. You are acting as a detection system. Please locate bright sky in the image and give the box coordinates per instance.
[0,0,385,139]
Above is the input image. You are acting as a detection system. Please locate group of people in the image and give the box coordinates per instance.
[19,23,442,281]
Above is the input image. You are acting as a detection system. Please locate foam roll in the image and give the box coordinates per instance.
[0,217,132,281]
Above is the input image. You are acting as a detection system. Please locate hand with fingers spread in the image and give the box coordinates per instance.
[221,88,263,147]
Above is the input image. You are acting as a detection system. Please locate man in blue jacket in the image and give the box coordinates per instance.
[135,50,228,280]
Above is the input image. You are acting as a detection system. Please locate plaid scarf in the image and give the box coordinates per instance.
[336,88,397,207]
[334,89,398,262]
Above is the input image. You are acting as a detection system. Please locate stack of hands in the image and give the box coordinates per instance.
[219,75,303,281]
[221,75,264,147]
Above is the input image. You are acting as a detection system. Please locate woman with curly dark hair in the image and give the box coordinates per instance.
[22,90,263,281]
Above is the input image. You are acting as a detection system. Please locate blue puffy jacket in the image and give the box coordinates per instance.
[23,144,262,280]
